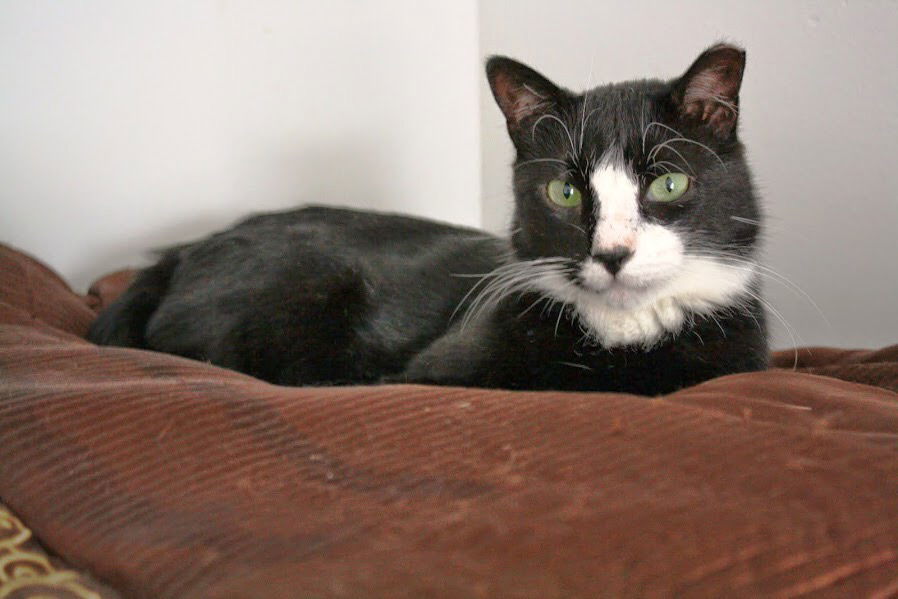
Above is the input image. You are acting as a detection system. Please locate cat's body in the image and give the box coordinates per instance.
[90,44,769,394]
[91,206,509,385]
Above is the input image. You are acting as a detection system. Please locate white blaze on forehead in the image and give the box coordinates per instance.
[590,158,640,253]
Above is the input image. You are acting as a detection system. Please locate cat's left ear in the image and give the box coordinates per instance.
[486,56,568,143]
[672,44,746,139]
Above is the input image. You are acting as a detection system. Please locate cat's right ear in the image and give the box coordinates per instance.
[486,57,566,142]
[672,44,746,139]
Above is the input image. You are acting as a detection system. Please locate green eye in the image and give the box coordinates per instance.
[647,173,690,202]
[547,180,583,207]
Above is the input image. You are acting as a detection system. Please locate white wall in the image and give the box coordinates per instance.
[2,1,896,351]
[480,0,898,349]
[0,1,480,290]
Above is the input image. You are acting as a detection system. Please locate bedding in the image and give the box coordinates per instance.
[1,243,896,598]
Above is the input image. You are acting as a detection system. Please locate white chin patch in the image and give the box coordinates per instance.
[579,254,756,347]
[535,253,756,349]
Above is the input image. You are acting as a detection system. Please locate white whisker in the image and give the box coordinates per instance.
[646,140,696,176]
[647,160,682,175]
[730,216,761,226]
[532,114,577,157]
[741,287,801,369]
[686,250,829,329]
[451,258,574,331]
[648,136,725,169]
[565,221,587,236]
[556,361,594,372]
[642,121,726,173]
[515,158,569,170]
[711,94,739,116]
[554,304,567,337]
[578,54,596,154]
[643,121,686,140]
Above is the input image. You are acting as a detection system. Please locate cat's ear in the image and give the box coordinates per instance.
[486,56,566,136]
[672,44,746,138]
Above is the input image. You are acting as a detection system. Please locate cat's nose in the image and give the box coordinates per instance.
[592,247,633,276]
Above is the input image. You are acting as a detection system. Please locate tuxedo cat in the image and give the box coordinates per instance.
[89,43,768,394]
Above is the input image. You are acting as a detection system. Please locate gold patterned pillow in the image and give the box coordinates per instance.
[0,504,118,598]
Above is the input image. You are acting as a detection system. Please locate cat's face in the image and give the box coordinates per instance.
[487,44,762,347]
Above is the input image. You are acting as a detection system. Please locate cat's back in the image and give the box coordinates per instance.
[108,205,508,384]
[231,204,493,250]
[169,205,506,293]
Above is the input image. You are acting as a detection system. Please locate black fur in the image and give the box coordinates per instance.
[89,44,768,394]
[92,207,507,385]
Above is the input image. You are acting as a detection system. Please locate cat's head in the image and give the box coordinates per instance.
[486,43,762,347]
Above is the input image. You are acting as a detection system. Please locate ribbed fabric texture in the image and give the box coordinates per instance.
[1,243,897,598]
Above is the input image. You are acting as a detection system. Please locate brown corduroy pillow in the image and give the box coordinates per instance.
[1,243,897,598]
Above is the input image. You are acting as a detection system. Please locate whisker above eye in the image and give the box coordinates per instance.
[648,136,726,169]
[647,160,682,175]
[532,113,577,157]
[642,121,686,144]
[642,120,727,174]
[515,158,569,170]
[579,107,603,152]
[647,141,696,176]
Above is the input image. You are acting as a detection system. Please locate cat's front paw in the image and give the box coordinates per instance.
[652,297,686,331]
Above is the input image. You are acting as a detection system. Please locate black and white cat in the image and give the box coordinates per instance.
[89,43,768,394]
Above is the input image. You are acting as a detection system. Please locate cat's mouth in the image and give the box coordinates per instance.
[576,278,656,310]
[575,261,673,310]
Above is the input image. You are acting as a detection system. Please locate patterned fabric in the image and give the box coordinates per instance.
[1,242,897,598]
[0,503,118,598]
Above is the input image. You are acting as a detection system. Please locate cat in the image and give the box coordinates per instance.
[88,43,768,395]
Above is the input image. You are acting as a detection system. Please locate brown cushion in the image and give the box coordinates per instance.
[86,268,136,311]
[0,244,97,337]
[2,243,897,598]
